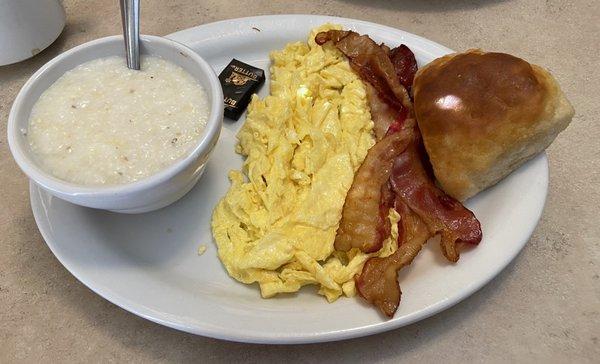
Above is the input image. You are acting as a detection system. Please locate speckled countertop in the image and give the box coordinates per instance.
[1,0,598,362]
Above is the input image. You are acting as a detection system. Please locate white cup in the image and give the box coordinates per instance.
[0,0,66,66]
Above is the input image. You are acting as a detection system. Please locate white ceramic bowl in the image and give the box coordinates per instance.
[8,35,223,213]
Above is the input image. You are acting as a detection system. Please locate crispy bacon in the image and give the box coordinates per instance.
[355,129,480,316]
[365,83,407,141]
[389,45,418,95]
[388,135,482,262]
[377,181,397,249]
[319,30,482,316]
[334,120,415,253]
[315,30,412,111]
[316,30,417,140]
[356,197,431,317]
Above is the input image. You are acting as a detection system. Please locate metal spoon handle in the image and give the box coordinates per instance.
[120,0,140,70]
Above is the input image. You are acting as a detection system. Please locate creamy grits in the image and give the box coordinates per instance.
[27,56,209,185]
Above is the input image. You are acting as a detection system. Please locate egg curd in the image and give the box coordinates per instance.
[211,25,400,302]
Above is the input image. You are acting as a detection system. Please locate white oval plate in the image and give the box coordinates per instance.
[29,15,549,344]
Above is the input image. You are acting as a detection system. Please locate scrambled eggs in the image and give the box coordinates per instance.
[211,25,400,302]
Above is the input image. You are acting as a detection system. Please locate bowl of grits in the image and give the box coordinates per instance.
[8,35,223,213]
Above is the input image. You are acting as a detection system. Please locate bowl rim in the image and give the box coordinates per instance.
[7,34,223,198]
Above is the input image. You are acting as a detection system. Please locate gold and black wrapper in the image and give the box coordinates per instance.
[218,59,265,120]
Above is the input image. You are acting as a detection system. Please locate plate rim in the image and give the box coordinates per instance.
[29,14,550,344]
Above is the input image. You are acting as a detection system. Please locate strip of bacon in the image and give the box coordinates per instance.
[356,196,431,317]
[365,83,407,141]
[389,45,418,95]
[315,30,412,112]
[334,120,415,253]
[388,134,482,262]
[377,180,397,249]
[316,30,416,141]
